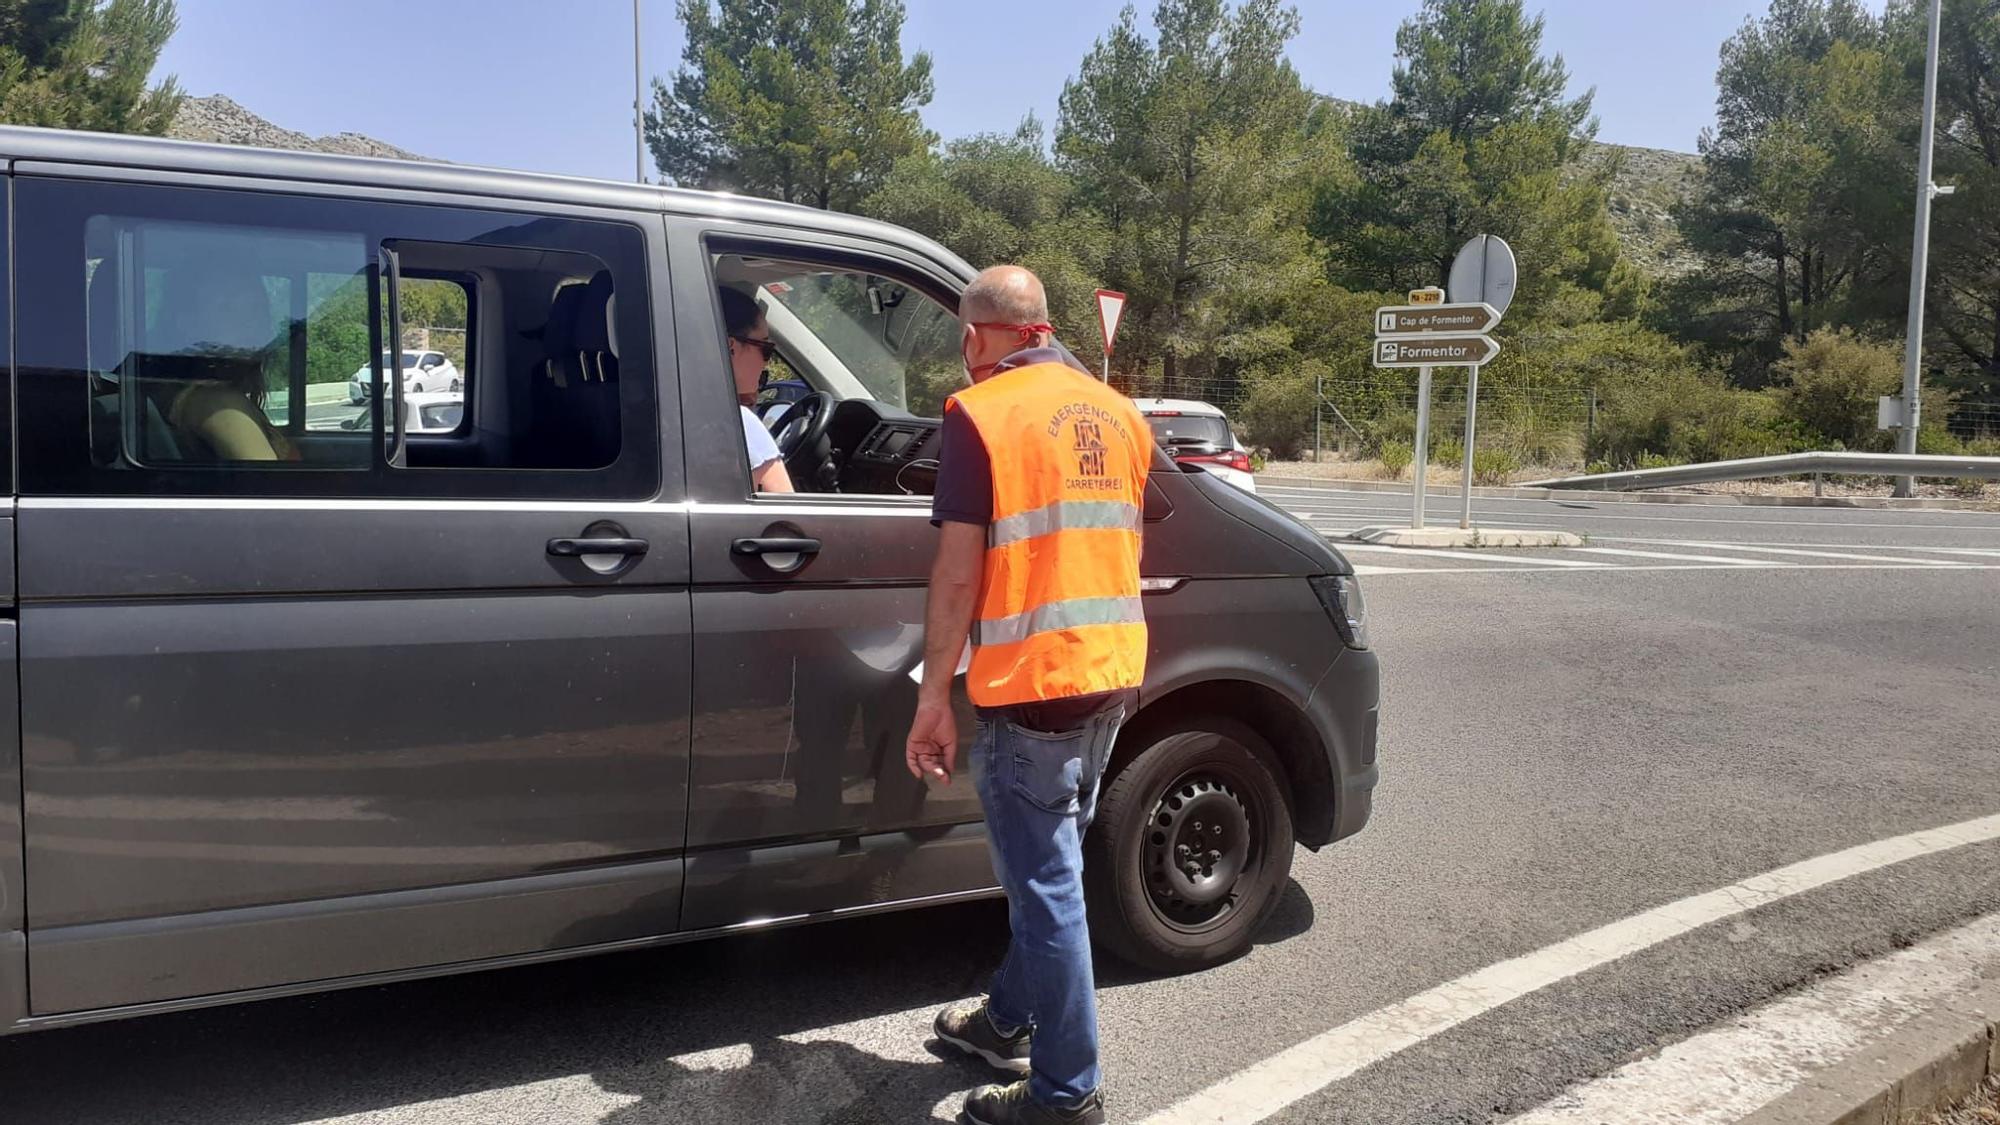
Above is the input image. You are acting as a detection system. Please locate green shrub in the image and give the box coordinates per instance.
[1637,451,1677,470]
[1235,366,1316,461]
[1591,365,1779,467]
[1433,438,1465,467]
[1473,447,1520,484]
[1769,329,1902,449]
[1496,412,1584,468]
[1378,440,1413,479]
[1365,408,1418,457]
[1966,437,2000,458]
[1916,425,1964,456]
[1585,459,1611,475]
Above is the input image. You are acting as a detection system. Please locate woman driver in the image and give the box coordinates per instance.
[719,287,795,493]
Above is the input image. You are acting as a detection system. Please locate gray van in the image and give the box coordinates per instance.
[0,125,1377,1034]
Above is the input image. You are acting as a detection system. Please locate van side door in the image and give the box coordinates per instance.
[668,222,992,929]
[0,175,24,1031]
[12,171,691,1016]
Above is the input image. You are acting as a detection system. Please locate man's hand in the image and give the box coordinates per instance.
[906,698,958,785]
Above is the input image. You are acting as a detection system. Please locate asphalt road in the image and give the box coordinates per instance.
[2,482,1998,1124]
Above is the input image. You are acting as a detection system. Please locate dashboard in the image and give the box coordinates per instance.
[802,399,943,496]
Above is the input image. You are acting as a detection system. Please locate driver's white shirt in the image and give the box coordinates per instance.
[740,405,782,471]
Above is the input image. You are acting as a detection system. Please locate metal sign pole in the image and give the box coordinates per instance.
[1459,363,1480,529]
[1411,365,1433,529]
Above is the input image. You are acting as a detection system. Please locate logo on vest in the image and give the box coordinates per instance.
[1048,400,1132,491]
[1073,419,1107,478]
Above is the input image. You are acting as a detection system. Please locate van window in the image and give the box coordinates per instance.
[18,177,658,500]
[83,215,372,467]
[718,256,966,422]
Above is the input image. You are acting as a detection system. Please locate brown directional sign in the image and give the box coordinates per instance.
[1375,302,1502,336]
[1373,335,1500,368]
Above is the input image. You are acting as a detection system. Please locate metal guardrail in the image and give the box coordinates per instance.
[1523,451,2000,491]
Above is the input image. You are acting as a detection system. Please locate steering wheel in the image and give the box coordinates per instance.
[767,390,835,464]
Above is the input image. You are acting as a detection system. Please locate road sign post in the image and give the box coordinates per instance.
[1459,364,1480,528]
[1095,289,1126,382]
[1444,236,1518,529]
[1411,366,1433,528]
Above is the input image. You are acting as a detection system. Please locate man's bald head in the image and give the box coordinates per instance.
[960,265,1054,383]
[961,265,1049,328]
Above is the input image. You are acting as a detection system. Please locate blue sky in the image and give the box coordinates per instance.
[154,0,1890,183]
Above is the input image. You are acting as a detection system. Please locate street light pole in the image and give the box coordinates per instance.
[1895,0,1946,497]
[633,0,645,183]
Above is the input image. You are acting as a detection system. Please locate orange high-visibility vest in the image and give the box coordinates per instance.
[946,362,1150,708]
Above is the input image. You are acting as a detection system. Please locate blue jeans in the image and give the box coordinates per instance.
[970,703,1124,1109]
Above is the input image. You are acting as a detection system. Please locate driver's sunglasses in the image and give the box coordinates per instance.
[731,334,778,361]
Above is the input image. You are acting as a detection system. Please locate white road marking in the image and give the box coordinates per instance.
[1350,564,1419,575]
[1504,909,2000,1125]
[1138,812,2000,1125]
[1623,541,1969,566]
[1339,544,1609,568]
[1569,546,1778,566]
[1352,562,2000,577]
[1589,535,2000,554]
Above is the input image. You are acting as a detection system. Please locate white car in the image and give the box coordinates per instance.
[1138,397,1257,494]
[348,351,461,404]
[340,391,465,434]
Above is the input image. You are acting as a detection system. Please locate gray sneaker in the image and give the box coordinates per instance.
[962,1080,1106,1125]
[934,1000,1032,1074]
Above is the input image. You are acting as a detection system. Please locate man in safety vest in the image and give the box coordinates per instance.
[908,265,1149,1125]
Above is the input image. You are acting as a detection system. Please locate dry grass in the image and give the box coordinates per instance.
[1913,1075,2000,1125]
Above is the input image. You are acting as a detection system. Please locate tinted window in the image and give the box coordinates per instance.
[18,177,657,499]
[1145,413,1233,449]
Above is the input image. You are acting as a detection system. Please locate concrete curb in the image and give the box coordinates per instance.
[1258,473,2000,513]
[1347,526,1584,548]
[1738,977,2000,1125]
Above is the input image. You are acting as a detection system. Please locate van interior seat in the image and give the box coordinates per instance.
[529,274,619,468]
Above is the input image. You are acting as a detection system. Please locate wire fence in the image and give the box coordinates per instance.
[1127,370,2000,472]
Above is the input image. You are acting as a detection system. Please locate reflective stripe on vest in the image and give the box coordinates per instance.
[946,362,1150,708]
[973,594,1146,646]
[988,498,1143,548]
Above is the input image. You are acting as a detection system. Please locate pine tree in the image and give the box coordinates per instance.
[0,0,184,135]
[647,0,935,211]
[1313,0,1624,324]
[1055,0,1338,399]
[1665,0,1905,384]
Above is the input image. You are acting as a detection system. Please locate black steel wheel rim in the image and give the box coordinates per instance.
[1141,766,1261,933]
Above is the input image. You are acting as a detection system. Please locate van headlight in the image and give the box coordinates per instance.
[1308,574,1369,650]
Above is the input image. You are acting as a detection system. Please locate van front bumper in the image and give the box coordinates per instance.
[1301,644,1379,848]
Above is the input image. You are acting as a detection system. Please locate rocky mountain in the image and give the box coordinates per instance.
[167,94,432,162]
[1592,141,1704,276]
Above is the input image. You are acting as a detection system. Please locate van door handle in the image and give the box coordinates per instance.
[548,536,650,558]
[731,537,822,558]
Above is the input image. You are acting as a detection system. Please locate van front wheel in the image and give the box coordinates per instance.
[1085,719,1294,973]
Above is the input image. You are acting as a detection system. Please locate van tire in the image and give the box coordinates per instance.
[1085,717,1294,973]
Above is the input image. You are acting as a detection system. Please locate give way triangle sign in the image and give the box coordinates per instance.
[1096,289,1127,357]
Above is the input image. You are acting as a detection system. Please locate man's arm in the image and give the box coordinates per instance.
[906,520,984,783]
[919,520,984,701]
